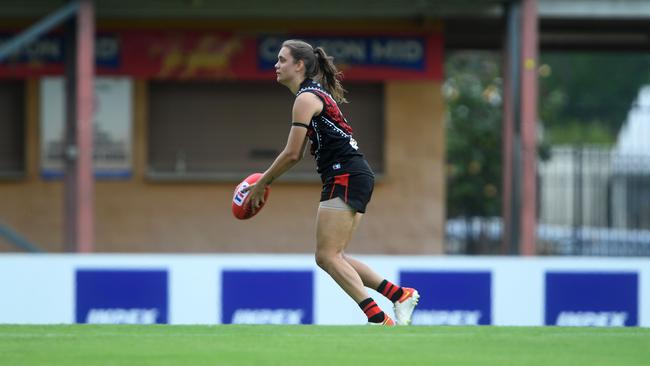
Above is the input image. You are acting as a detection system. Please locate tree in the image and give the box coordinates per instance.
[444,50,650,254]
[539,52,650,145]
[445,51,502,218]
[445,51,503,253]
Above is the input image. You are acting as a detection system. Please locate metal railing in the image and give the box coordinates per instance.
[446,146,650,256]
[0,222,44,253]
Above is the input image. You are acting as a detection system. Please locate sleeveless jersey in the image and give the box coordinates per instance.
[296,79,364,176]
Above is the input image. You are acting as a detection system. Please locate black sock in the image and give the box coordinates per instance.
[377,279,404,303]
[358,297,386,323]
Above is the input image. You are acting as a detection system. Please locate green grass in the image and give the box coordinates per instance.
[1,325,648,366]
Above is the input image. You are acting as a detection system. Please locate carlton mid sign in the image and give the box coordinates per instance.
[257,35,442,80]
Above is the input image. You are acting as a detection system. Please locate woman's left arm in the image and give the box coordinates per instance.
[244,92,322,211]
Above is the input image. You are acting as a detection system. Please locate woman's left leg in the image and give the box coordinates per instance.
[338,212,384,290]
[340,211,421,326]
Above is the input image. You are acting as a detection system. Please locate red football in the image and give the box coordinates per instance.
[232,173,270,220]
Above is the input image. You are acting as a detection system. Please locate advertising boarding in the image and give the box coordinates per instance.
[545,272,638,326]
[75,269,168,324]
[400,271,492,325]
[221,270,313,324]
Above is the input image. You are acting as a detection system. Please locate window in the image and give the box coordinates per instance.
[0,80,25,178]
[147,81,383,181]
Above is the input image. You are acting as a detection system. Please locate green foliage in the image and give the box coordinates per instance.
[445,51,650,221]
[539,52,650,143]
[445,51,502,218]
[544,120,615,146]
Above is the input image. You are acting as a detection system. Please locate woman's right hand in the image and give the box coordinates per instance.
[241,181,266,213]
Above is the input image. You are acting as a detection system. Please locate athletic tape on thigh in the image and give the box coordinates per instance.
[319,197,354,211]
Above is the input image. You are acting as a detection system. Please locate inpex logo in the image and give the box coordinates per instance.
[233,182,250,206]
[222,270,313,324]
[76,270,168,324]
[400,271,492,325]
[545,272,638,327]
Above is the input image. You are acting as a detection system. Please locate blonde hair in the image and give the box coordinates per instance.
[281,39,348,103]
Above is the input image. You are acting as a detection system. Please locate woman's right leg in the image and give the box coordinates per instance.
[315,206,394,325]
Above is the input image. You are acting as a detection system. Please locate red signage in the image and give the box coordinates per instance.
[0,30,442,81]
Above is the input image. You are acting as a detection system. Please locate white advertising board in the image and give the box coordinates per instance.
[0,255,647,327]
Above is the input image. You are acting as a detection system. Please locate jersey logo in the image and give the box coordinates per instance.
[349,138,359,150]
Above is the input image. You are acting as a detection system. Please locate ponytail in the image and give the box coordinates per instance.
[281,39,348,104]
[313,47,348,104]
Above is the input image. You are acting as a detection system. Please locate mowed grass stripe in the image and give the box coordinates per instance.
[0,325,648,366]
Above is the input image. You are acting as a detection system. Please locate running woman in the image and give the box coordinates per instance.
[243,39,419,325]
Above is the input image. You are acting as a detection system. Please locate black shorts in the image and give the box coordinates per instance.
[320,158,375,213]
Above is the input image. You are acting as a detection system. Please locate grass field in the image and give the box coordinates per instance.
[1,325,648,366]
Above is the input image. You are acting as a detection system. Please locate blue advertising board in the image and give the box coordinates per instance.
[545,272,638,326]
[0,33,120,68]
[76,269,168,324]
[258,35,426,71]
[221,270,313,324]
[399,271,492,325]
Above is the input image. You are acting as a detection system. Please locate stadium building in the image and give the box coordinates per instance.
[0,1,448,254]
[1,0,649,257]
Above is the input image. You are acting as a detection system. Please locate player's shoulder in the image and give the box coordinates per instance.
[295,91,321,104]
[293,91,323,116]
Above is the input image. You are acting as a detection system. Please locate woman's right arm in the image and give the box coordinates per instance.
[244,92,322,211]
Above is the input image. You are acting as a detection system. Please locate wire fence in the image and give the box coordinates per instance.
[446,146,650,256]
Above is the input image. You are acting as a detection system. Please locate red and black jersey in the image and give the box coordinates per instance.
[296,78,365,176]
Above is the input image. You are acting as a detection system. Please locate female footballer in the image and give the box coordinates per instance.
[242,39,419,325]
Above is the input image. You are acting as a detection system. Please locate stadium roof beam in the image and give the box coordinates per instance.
[2,0,649,19]
[1,1,647,51]
[1,1,646,50]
